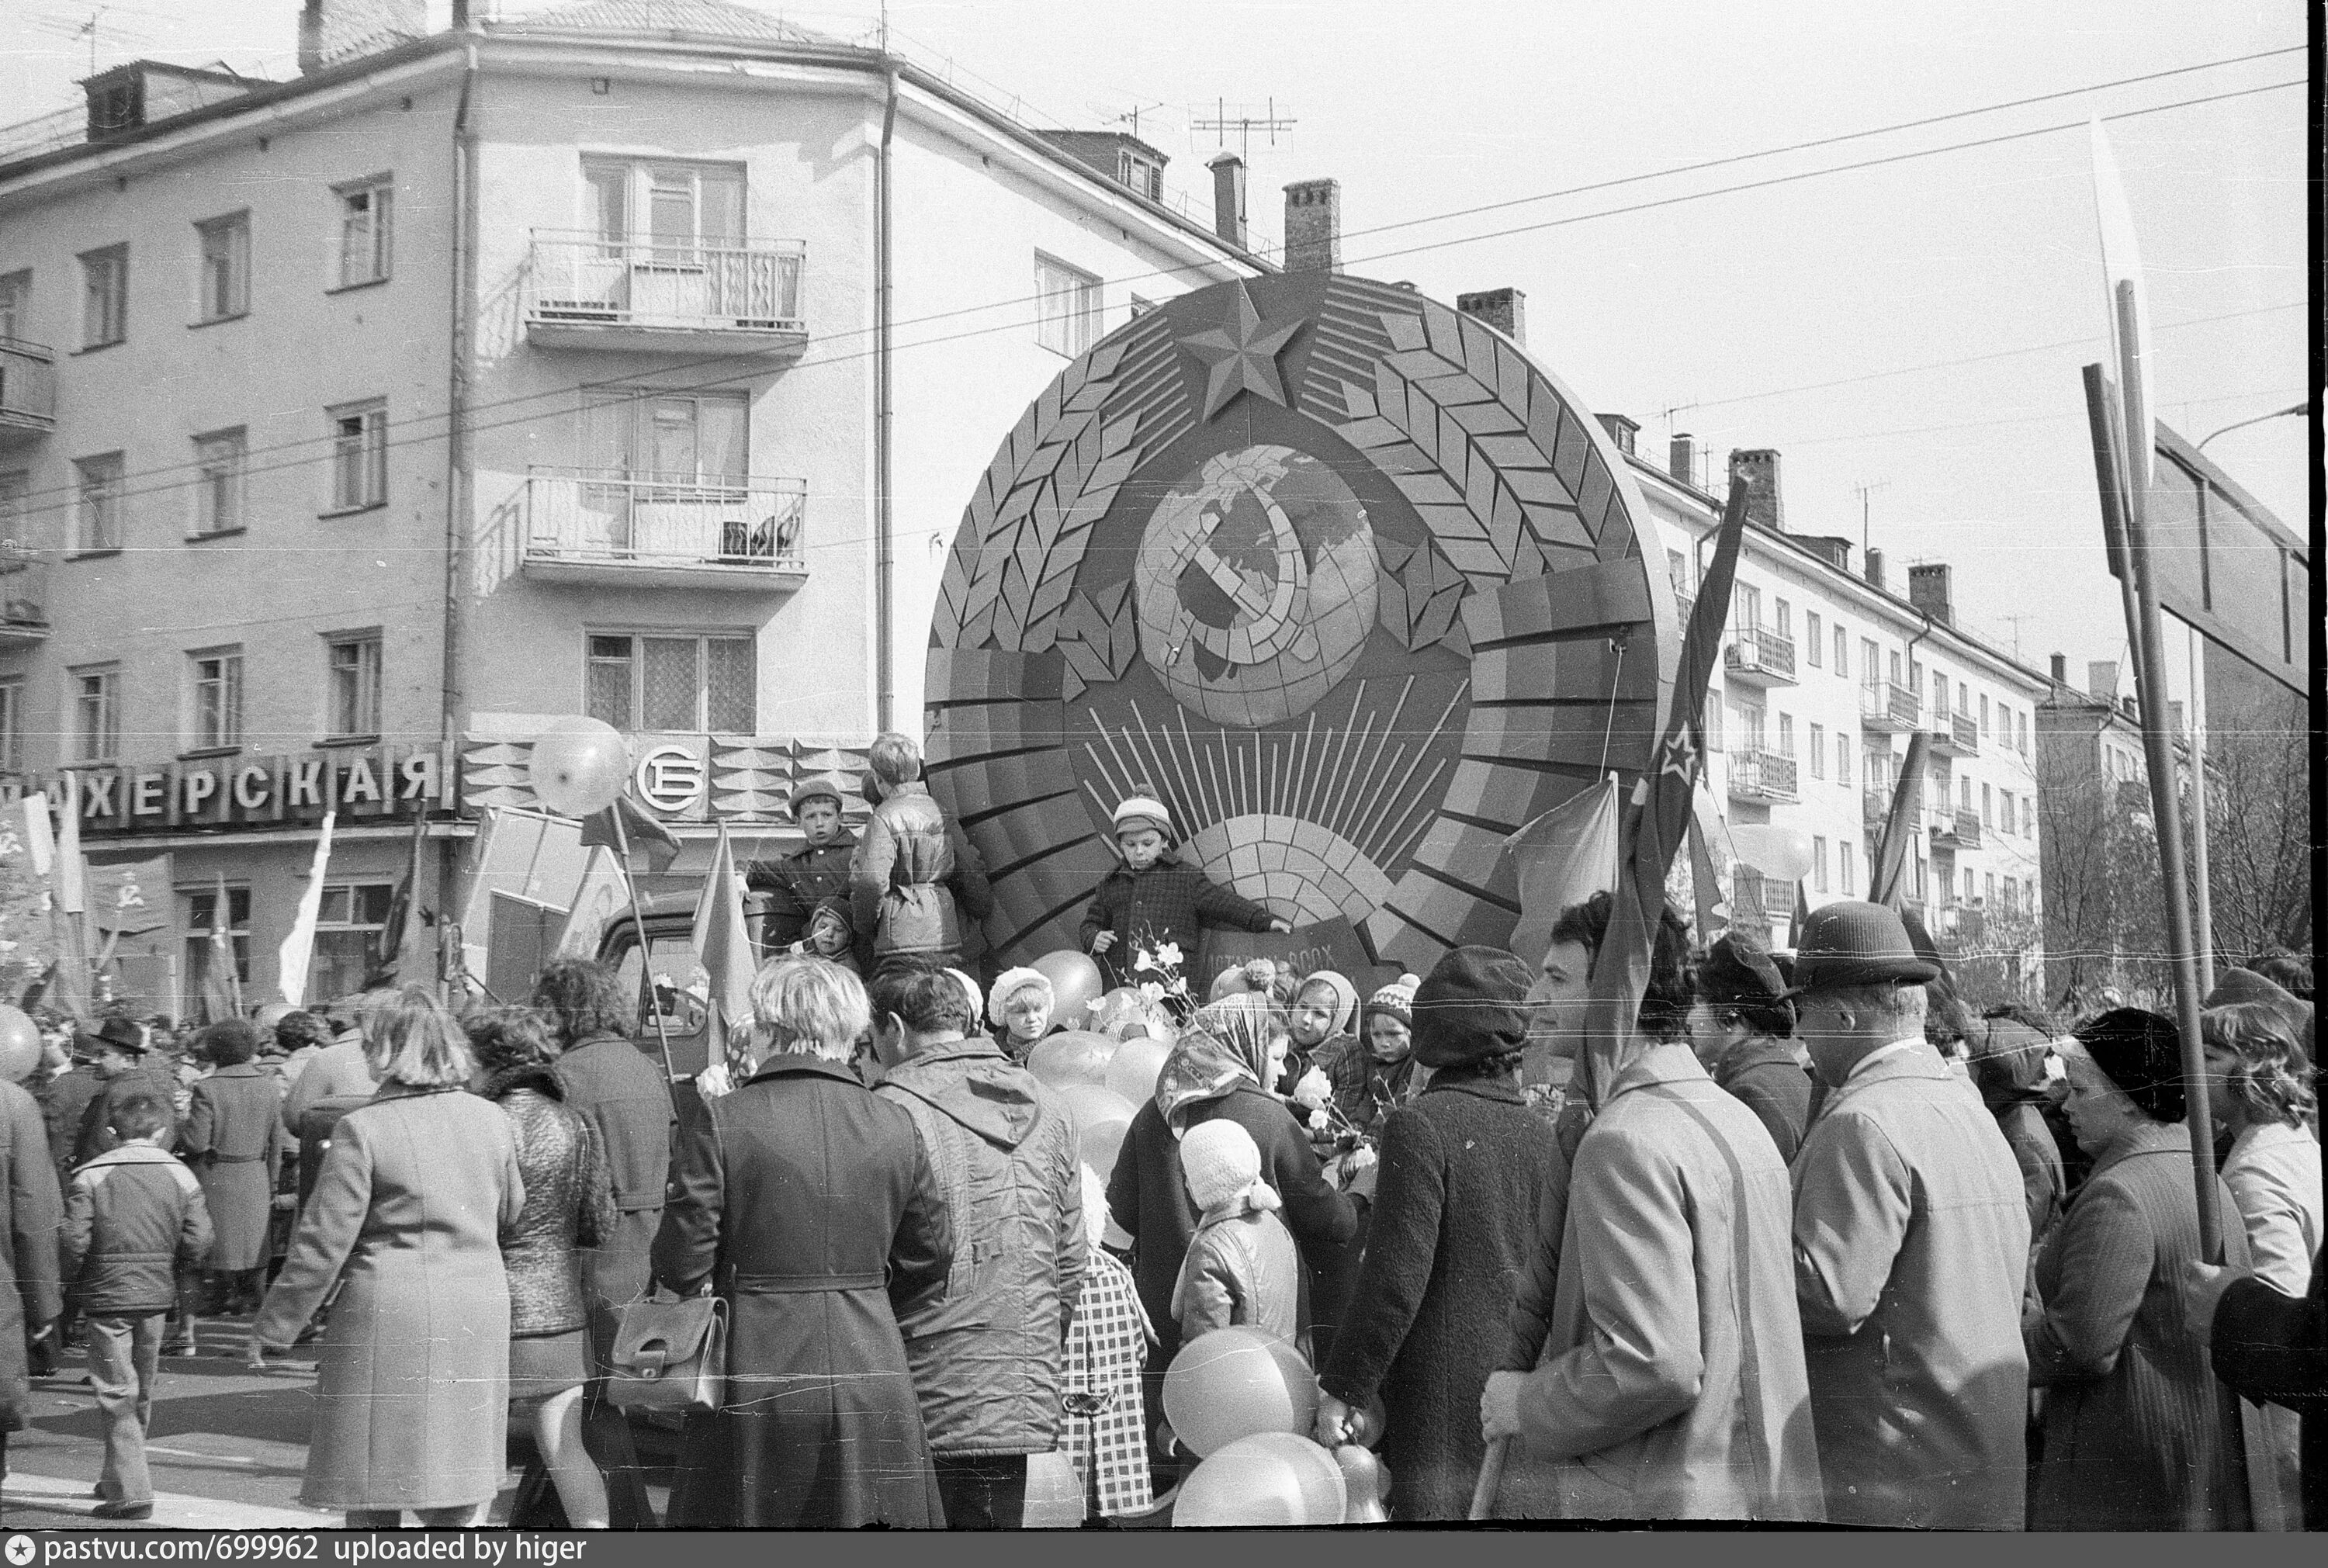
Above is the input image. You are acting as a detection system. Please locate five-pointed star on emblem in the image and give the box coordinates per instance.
[1180,283,1304,421]
[1658,725,1701,781]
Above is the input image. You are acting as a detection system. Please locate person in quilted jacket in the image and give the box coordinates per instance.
[850,735,993,971]
[468,1007,617,1531]
[1172,1118,1301,1354]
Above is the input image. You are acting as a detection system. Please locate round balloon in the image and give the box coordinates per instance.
[1162,1326,1319,1458]
[1728,822,1815,884]
[528,715,632,819]
[1171,1431,1346,1528]
[1031,950,1106,1025]
[1104,1035,1174,1107]
[0,1006,39,1085]
[1027,1030,1117,1094]
[1060,1084,1135,1179]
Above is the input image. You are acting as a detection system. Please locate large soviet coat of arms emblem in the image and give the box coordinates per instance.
[926,273,1679,981]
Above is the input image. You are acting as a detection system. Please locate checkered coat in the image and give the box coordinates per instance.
[1061,1248,1153,1518]
[1077,854,1273,990]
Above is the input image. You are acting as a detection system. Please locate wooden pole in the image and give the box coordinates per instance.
[2184,632,2215,995]
[2082,351,2220,1258]
[609,806,677,1082]
[1468,1435,1509,1521]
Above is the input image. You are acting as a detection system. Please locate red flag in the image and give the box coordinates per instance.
[1502,777,1623,971]
[1872,730,1931,912]
[692,821,757,1080]
[1575,478,1751,1109]
[580,794,681,879]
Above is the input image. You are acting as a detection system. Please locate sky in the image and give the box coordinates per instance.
[5,0,2310,701]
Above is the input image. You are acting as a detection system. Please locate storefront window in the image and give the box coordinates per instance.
[183,885,251,1017]
[310,882,393,1007]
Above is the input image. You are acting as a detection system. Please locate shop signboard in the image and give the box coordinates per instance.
[2,743,459,837]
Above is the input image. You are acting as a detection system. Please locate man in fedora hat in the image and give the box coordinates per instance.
[71,1018,178,1169]
[1785,900,2031,1530]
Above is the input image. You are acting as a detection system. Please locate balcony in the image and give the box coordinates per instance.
[1929,711,1980,759]
[522,232,808,355]
[1863,787,1920,835]
[1672,589,1695,625]
[1859,680,1921,732]
[0,545,48,646]
[520,468,808,591]
[0,338,56,446]
[1931,808,1982,850]
[1723,625,1796,686]
[1727,749,1799,804]
[1731,867,1772,921]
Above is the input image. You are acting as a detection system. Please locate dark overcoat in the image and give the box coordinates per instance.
[1318,1077,1563,1520]
[182,1062,287,1271]
[0,1080,62,1431]
[553,1033,674,1313]
[653,1054,951,1528]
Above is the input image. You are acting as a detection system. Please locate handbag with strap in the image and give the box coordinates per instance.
[606,1287,727,1414]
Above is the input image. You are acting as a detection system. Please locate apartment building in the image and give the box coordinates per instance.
[0,0,1264,1011]
[1614,430,2050,975]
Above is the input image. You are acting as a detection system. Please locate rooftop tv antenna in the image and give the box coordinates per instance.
[1854,479,1893,559]
[1098,101,1168,141]
[1193,97,1296,161]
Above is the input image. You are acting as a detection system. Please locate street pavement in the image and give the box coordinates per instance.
[1,1321,676,1532]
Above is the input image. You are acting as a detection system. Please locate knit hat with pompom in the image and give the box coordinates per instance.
[1367,974,1422,1032]
[1179,1118,1282,1215]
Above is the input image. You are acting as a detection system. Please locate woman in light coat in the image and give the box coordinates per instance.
[251,988,524,1527]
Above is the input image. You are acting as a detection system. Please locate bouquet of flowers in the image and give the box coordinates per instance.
[1128,940,1197,1021]
[1290,1063,1380,1193]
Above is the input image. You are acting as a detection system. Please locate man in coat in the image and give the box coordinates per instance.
[1786,902,2032,1530]
[850,735,993,974]
[536,958,674,1530]
[74,1018,178,1168]
[868,961,1085,1529]
[179,1020,287,1324]
[1480,918,1824,1522]
[0,1032,63,1498]
[744,773,860,952]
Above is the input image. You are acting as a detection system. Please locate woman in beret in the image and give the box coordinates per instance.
[1687,933,1814,1163]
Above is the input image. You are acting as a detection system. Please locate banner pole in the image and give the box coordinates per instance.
[610,807,677,1082]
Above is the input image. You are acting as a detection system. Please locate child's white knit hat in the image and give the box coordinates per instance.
[988,966,1055,1027]
[1181,1119,1271,1213]
[1112,794,1173,840]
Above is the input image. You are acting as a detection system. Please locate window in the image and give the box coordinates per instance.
[583,158,744,255]
[0,679,19,773]
[1912,854,1925,902]
[2017,711,2028,754]
[1932,670,1949,717]
[75,452,124,552]
[1837,740,1852,789]
[1736,585,1761,630]
[336,178,393,287]
[80,244,127,348]
[327,400,387,511]
[1034,252,1100,357]
[2021,795,2033,837]
[1956,680,1968,716]
[72,663,120,763]
[1959,777,1973,813]
[1773,598,1791,639]
[0,470,26,535]
[189,647,244,751]
[1887,649,1902,686]
[1834,625,1848,677]
[1859,639,1878,685]
[1980,694,1990,736]
[1117,147,1165,202]
[310,883,394,1004]
[1776,713,1794,757]
[580,388,747,483]
[185,884,252,1004]
[584,632,754,733]
[327,634,383,739]
[1727,701,1765,753]
[0,271,27,341]
[1806,612,1822,666]
[1984,873,1996,907]
[1666,549,1688,594]
[196,211,249,322]
[1807,723,1825,777]
[1981,783,1992,827]
[192,428,246,535]
[1812,836,1829,893]
[1838,840,1855,897]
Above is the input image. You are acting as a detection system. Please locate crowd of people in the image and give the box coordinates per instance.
[0,730,2315,1532]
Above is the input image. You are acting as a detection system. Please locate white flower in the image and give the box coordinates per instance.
[1138,981,1166,1006]
[696,1061,733,1099]
[1155,940,1183,971]
[1291,1066,1333,1109]
[1134,948,1157,974]
[1349,1146,1379,1174]
[1307,1106,1330,1134]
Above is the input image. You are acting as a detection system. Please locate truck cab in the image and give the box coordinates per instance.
[590,891,778,1080]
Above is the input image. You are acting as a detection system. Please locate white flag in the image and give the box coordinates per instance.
[276,810,338,1007]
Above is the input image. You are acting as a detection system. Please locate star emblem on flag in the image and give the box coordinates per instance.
[1180,282,1304,421]
[1658,725,1700,781]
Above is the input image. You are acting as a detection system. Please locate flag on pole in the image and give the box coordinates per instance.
[276,811,337,1008]
[2089,117,2154,504]
[580,795,681,879]
[365,813,435,990]
[1575,479,1751,1109]
[1502,777,1623,971]
[55,774,85,916]
[199,872,241,1025]
[20,791,54,882]
[50,777,93,1025]
[692,821,757,1079]
[554,846,629,961]
[1872,731,1932,912]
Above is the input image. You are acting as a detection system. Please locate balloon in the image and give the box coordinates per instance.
[1031,949,1106,1024]
[1027,1030,1117,1094]
[1728,822,1815,884]
[1162,1326,1319,1457]
[528,715,632,819]
[1333,1445,1389,1523]
[1061,1084,1135,1179]
[1021,1449,1083,1527]
[1104,1035,1174,1107]
[0,1006,38,1085]
[1172,1431,1346,1528]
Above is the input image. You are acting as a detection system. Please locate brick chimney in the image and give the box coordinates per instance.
[1597,414,1640,457]
[1907,562,1953,625]
[301,0,429,75]
[1728,448,1784,531]
[1865,547,1886,590]
[1207,153,1247,248]
[2087,660,2118,701]
[1282,179,1341,272]
[1668,433,1696,486]
[2049,652,2067,686]
[1457,288,1525,346]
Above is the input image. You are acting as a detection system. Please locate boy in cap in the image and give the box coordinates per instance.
[747,774,861,951]
[1079,795,1289,992]
[1782,900,2030,1530]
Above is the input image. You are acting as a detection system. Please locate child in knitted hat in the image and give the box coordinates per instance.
[785,895,862,975]
[1172,1119,1304,1354]
[987,967,1062,1063]
[1079,793,1290,993]
[1319,975,1422,1140]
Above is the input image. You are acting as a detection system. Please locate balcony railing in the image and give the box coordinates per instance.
[0,338,56,444]
[1863,786,1919,833]
[521,467,808,590]
[0,544,48,645]
[1931,808,1982,850]
[1723,625,1796,684]
[523,232,807,351]
[1859,680,1921,731]
[1731,868,1772,921]
[1727,748,1799,804]
[1930,711,1980,758]
[1672,589,1695,625]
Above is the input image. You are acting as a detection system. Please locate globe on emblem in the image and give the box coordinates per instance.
[1133,445,1378,729]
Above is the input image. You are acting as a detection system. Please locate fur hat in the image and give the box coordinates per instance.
[1367,974,1421,1033]
[1411,948,1532,1068]
[1179,1118,1279,1214]
[1112,794,1173,840]
[988,966,1055,1028]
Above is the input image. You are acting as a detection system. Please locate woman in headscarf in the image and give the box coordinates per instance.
[1103,995,1360,1457]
